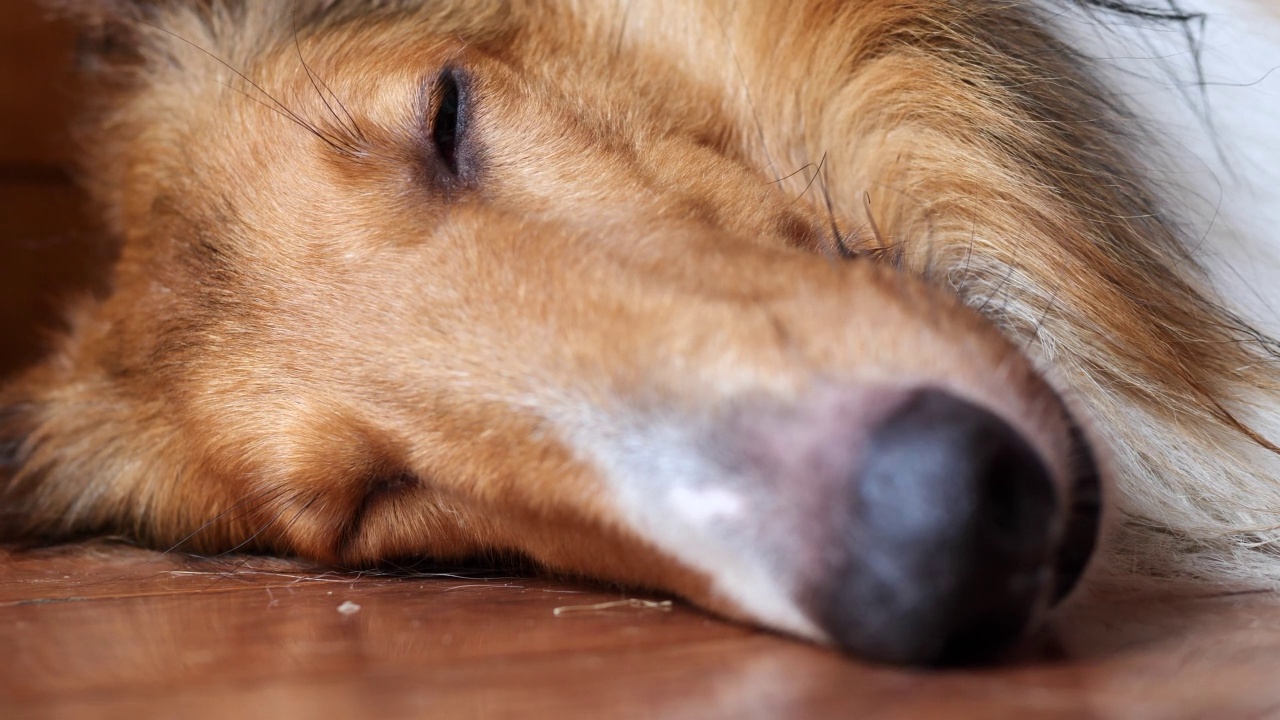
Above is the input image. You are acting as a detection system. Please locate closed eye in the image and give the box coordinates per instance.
[432,69,463,173]
[422,66,474,187]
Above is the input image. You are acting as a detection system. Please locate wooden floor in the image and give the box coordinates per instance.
[4,545,1280,719]
[4,2,1280,718]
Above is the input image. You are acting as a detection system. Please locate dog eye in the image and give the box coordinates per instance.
[428,67,468,179]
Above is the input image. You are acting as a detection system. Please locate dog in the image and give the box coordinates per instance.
[3,0,1279,666]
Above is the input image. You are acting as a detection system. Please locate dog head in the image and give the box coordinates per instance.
[2,1,1106,665]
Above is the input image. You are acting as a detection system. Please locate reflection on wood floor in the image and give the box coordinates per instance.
[3,544,1280,718]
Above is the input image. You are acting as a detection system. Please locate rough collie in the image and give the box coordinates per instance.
[3,0,1279,666]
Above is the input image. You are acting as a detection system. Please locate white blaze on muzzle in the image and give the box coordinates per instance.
[557,382,1082,665]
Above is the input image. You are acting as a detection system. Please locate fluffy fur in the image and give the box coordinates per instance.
[4,0,1280,657]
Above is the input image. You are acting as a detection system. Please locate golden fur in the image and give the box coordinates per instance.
[4,0,1280,659]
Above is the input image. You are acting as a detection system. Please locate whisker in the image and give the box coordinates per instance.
[140,21,357,156]
[708,9,780,182]
[772,162,818,187]
[976,265,1018,316]
[291,2,366,145]
[215,490,314,558]
[813,153,857,261]
[787,159,824,208]
[862,192,885,248]
[1024,290,1060,352]
[161,485,291,555]
[217,81,352,155]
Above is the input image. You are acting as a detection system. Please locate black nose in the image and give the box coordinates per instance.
[816,389,1059,666]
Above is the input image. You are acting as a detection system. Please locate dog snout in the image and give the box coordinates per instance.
[803,388,1060,666]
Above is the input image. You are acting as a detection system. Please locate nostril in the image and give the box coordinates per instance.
[817,388,1059,666]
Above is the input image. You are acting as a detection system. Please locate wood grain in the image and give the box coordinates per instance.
[3,544,1280,719]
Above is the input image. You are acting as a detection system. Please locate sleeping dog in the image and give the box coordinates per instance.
[3,0,1280,665]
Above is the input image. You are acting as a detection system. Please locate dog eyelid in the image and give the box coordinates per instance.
[419,66,475,189]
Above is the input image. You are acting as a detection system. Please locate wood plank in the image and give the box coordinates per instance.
[2,544,1280,719]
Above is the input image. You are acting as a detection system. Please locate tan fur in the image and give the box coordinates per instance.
[4,0,1279,642]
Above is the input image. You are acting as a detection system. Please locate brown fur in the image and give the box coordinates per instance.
[4,0,1278,642]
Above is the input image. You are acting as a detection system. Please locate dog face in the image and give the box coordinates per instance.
[0,1,1124,665]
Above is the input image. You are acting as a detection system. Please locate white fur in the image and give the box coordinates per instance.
[1044,0,1280,584]
[563,411,827,642]
[1046,0,1280,330]
[667,485,747,526]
